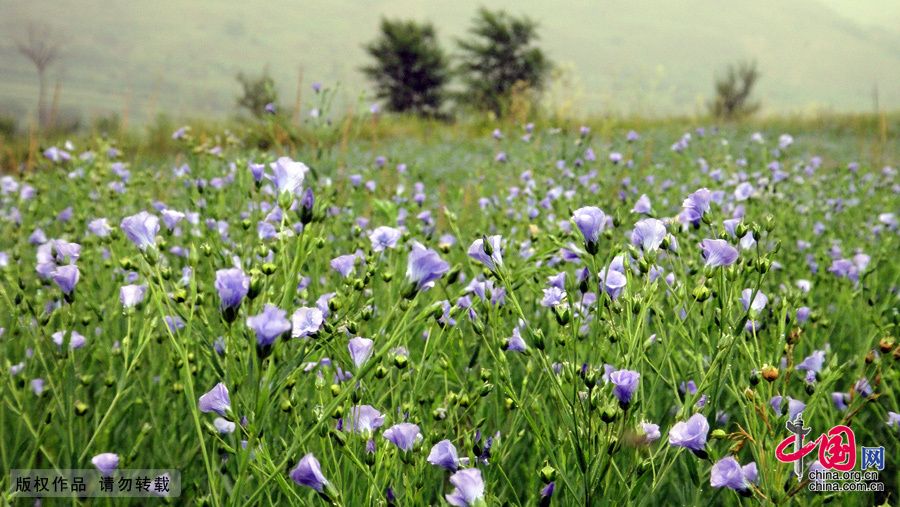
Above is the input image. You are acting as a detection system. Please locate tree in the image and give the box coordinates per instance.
[709,61,761,120]
[236,70,278,118]
[362,18,449,116]
[456,8,550,115]
[16,23,61,129]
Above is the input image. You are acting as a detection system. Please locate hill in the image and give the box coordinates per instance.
[1,0,899,124]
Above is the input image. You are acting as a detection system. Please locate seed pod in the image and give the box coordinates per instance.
[761,365,779,382]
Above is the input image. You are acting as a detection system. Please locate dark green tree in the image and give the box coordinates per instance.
[456,8,550,115]
[709,61,761,120]
[362,19,449,116]
[236,70,278,118]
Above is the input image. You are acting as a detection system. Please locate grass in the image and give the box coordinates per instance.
[0,107,898,506]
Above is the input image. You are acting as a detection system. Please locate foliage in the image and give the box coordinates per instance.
[236,70,278,118]
[456,8,551,116]
[362,18,450,117]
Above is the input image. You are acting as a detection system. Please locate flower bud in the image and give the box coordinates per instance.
[74,401,90,416]
[540,465,557,483]
[692,284,711,302]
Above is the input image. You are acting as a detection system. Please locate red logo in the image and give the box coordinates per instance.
[776,424,856,471]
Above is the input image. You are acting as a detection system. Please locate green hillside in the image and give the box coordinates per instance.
[1,0,899,124]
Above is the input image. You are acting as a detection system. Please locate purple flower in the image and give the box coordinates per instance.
[215,268,250,310]
[632,194,652,214]
[160,209,185,230]
[541,482,555,501]
[631,218,666,252]
[346,405,385,435]
[91,453,119,477]
[609,369,640,404]
[740,289,768,314]
[887,412,900,430]
[53,240,80,263]
[265,102,276,114]
[214,417,236,434]
[348,337,374,368]
[119,284,147,308]
[383,423,422,452]
[734,182,754,201]
[330,253,359,278]
[641,422,661,443]
[120,212,160,250]
[369,226,402,252]
[51,265,80,295]
[198,383,231,416]
[247,304,291,347]
[249,162,265,182]
[796,307,811,324]
[445,468,485,507]
[771,396,806,420]
[832,392,849,411]
[854,378,873,398]
[292,307,324,338]
[779,134,793,149]
[601,269,627,300]
[268,157,308,195]
[572,206,608,253]
[88,218,112,237]
[796,350,825,373]
[700,239,738,268]
[290,453,329,493]
[31,378,45,396]
[300,188,315,223]
[467,235,503,271]
[405,242,449,293]
[668,413,709,451]
[506,327,527,352]
[51,330,85,349]
[541,286,567,307]
[681,188,712,225]
[710,456,758,491]
[44,146,71,162]
[427,440,459,471]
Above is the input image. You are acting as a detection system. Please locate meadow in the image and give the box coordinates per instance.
[0,107,898,506]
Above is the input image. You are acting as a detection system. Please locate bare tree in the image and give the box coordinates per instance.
[708,60,761,120]
[17,23,62,128]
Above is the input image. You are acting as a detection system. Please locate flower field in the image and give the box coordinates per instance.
[1,118,898,506]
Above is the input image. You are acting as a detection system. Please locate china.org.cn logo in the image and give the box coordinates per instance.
[775,413,885,493]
